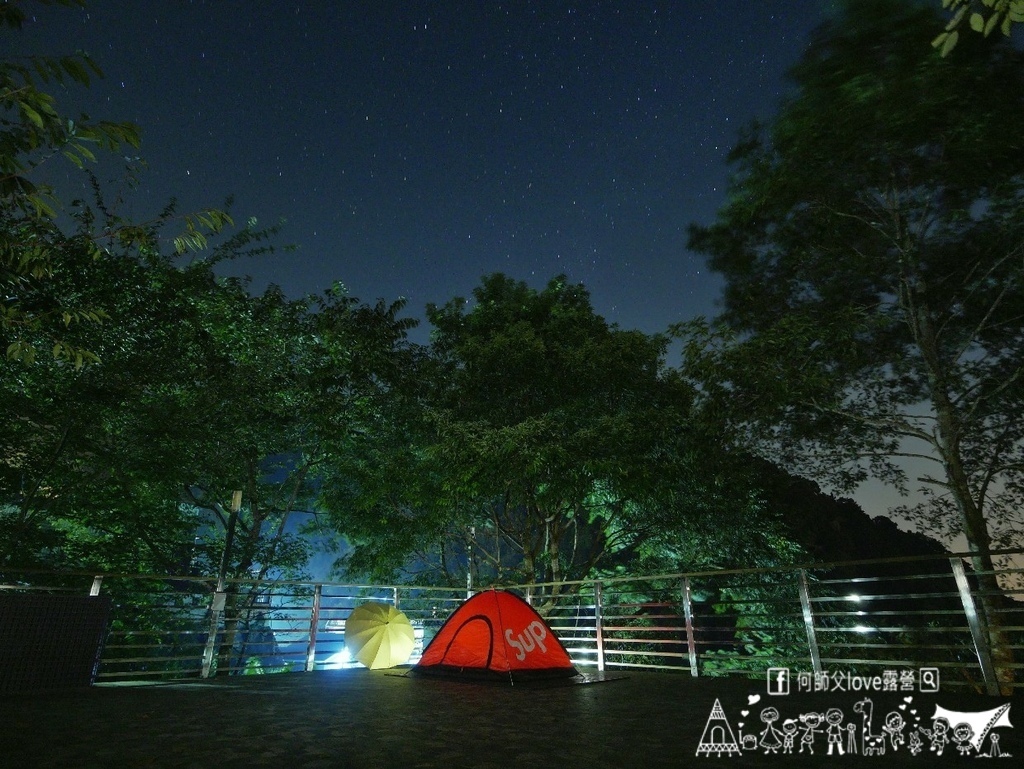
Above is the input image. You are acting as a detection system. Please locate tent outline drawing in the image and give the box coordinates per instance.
[697,698,742,757]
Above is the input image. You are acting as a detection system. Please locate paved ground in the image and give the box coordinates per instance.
[0,669,1019,768]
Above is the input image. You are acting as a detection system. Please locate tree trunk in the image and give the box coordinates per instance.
[212,491,243,675]
[915,305,1014,692]
[216,586,240,673]
[548,522,562,596]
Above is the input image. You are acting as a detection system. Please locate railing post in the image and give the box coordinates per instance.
[949,558,1000,696]
[681,577,699,677]
[393,586,400,610]
[89,575,104,596]
[593,581,605,673]
[305,584,323,672]
[797,569,822,675]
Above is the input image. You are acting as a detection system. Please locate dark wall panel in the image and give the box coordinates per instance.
[0,594,112,692]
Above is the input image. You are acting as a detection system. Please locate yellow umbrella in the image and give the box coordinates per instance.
[345,602,416,669]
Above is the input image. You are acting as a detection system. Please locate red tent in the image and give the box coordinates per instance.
[413,589,579,683]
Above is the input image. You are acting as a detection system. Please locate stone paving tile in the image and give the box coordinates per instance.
[0,669,1019,768]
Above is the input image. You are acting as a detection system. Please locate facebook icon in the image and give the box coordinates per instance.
[767,667,790,695]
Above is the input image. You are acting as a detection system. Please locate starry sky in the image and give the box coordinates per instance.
[14,0,831,343]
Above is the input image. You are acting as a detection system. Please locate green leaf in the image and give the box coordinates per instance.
[7,341,36,364]
[946,5,967,30]
[60,56,89,86]
[940,29,959,56]
[71,143,96,163]
[62,150,84,169]
[82,52,104,79]
[28,193,57,219]
[970,12,985,32]
[984,12,1001,34]
[19,101,45,129]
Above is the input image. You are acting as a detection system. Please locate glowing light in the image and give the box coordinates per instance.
[321,647,353,669]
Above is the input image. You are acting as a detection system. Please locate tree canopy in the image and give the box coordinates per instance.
[0,204,409,577]
[0,3,412,580]
[320,274,802,588]
[1,0,233,368]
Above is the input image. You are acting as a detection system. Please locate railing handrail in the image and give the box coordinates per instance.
[3,546,1021,594]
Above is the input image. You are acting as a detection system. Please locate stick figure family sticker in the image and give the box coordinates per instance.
[696,694,1013,758]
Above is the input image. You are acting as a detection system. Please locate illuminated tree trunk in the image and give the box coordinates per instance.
[913,303,1013,692]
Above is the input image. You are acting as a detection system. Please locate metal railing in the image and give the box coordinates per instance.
[1,548,1021,693]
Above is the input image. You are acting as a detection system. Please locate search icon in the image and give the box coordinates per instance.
[920,667,939,692]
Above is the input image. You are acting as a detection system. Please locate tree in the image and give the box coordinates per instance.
[322,274,788,590]
[1,208,298,572]
[684,0,1023,687]
[1,0,312,579]
[0,0,431,674]
[423,276,677,589]
[0,200,424,676]
[0,204,419,579]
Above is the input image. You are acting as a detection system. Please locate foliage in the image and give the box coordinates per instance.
[685,0,1024,560]
[934,0,1024,56]
[1,0,845,604]
[0,201,418,581]
[321,274,801,588]
[1,1,231,367]
[2,0,370,584]
[422,274,680,588]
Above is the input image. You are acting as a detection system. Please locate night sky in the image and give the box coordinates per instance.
[15,0,829,340]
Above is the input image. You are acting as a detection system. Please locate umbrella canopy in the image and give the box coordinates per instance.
[345,602,416,669]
